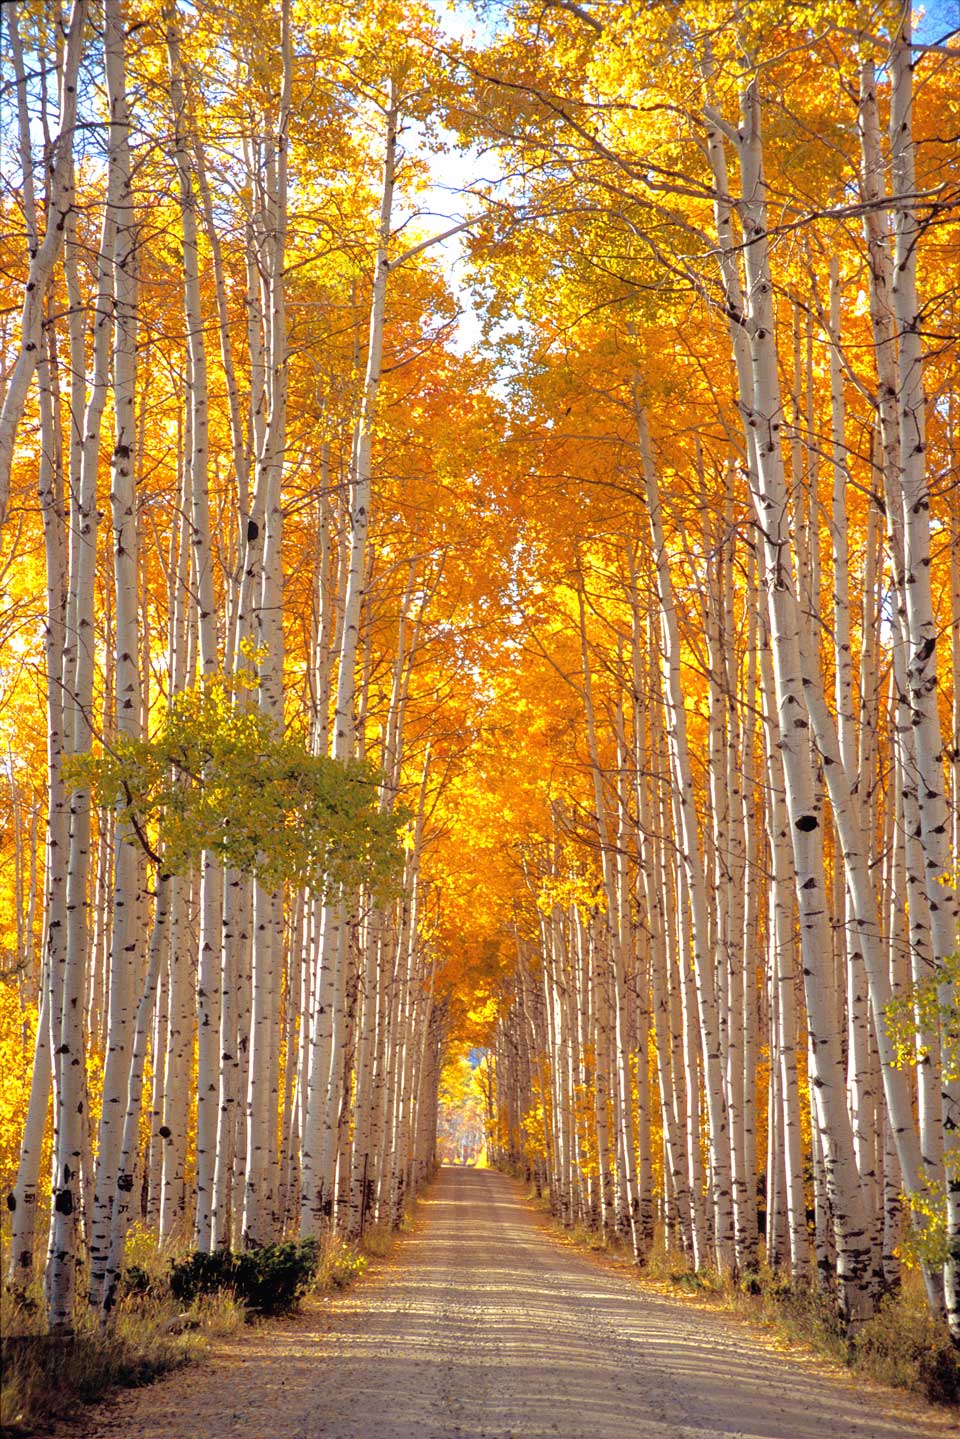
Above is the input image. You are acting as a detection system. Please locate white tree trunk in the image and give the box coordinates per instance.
[89,0,142,1307]
[705,77,874,1324]
[888,20,960,1334]
[101,875,173,1313]
[0,1,87,526]
[634,390,735,1274]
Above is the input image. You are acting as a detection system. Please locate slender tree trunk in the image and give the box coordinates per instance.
[634,390,735,1274]
[705,77,874,1324]
[101,875,173,1314]
[0,1,87,526]
[89,0,142,1307]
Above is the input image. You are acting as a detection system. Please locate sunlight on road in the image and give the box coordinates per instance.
[294,1168,934,1439]
[86,1169,947,1439]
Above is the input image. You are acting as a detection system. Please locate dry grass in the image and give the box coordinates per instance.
[313,1234,368,1291]
[0,1284,246,1436]
[360,1220,404,1259]
[309,1215,406,1287]
[852,1277,960,1405]
[0,1215,404,1435]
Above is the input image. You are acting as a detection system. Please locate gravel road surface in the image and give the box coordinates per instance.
[78,1166,950,1439]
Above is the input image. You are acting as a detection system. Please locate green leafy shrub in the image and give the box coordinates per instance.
[169,1239,320,1316]
[121,1264,155,1296]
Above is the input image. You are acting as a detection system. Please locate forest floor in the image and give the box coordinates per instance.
[67,1167,953,1439]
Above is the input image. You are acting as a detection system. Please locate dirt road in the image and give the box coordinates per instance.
[80,1167,949,1439]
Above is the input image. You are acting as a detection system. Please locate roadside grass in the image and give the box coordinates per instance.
[0,1282,243,1437]
[851,1279,960,1405]
[358,1222,397,1258]
[532,1195,959,1409]
[315,1233,368,1289]
[1,1216,403,1436]
[311,1212,409,1290]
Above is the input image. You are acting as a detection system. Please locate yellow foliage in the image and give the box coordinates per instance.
[0,982,44,1201]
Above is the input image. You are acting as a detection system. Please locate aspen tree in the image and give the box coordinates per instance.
[333,85,397,762]
[759,617,808,1283]
[89,0,142,1310]
[576,583,641,1256]
[855,49,948,1232]
[5,5,69,1291]
[0,0,87,528]
[303,82,399,1238]
[7,321,64,1289]
[701,67,875,1324]
[211,866,242,1249]
[615,692,650,1250]
[887,16,960,1337]
[634,389,735,1274]
[346,571,431,1234]
[101,874,173,1313]
[278,894,305,1228]
[158,451,196,1243]
[164,4,216,677]
[633,605,693,1256]
[738,544,760,1268]
[705,489,754,1269]
[158,873,194,1242]
[48,1,130,1326]
[242,0,293,1249]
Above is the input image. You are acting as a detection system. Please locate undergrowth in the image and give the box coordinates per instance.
[170,1237,320,1314]
[318,1234,368,1289]
[0,1219,395,1436]
[0,1284,244,1436]
[852,1280,960,1405]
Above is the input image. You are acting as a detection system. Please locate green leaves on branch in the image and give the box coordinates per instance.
[896,1165,960,1272]
[885,951,960,1086]
[884,950,960,1270]
[65,672,407,897]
